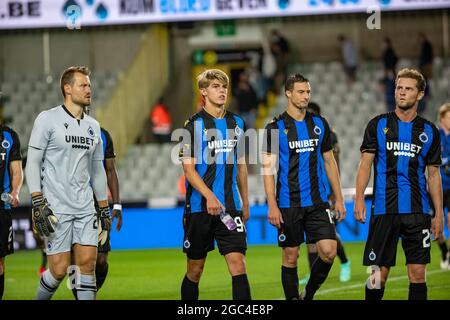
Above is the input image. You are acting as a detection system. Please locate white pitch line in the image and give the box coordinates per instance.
[275,269,448,299]
[316,269,447,296]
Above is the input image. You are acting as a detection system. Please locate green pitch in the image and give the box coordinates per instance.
[3,242,450,300]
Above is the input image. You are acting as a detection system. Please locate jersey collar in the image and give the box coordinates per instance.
[62,104,85,120]
[200,107,227,120]
[283,110,311,122]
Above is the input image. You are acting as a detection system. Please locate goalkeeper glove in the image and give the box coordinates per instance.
[31,194,58,237]
[97,205,111,246]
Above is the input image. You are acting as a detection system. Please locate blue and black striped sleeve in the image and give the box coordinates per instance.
[426,125,442,166]
[360,117,378,154]
[10,130,22,161]
[102,129,115,159]
[321,117,333,153]
[263,120,278,154]
[179,119,195,159]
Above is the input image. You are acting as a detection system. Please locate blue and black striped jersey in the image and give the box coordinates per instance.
[100,127,115,161]
[264,111,333,208]
[0,125,22,209]
[361,112,441,215]
[179,109,246,214]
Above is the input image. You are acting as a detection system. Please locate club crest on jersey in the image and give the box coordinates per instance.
[383,128,389,134]
[87,126,95,138]
[284,129,288,135]
[1,139,10,149]
[314,125,322,135]
[204,128,208,135]
[235,126,242,136]
[64,123,69,130]
[419,132,428,143]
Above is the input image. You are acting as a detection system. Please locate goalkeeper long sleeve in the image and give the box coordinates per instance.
[91,159,108,202]
[25,146,45,194]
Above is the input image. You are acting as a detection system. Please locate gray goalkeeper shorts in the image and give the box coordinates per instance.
[44,212,98,255]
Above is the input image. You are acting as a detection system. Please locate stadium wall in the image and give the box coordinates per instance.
[0,25,147,79]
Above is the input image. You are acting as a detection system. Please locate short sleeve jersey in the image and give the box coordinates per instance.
[360,112,441,215]
[264,111,333,208]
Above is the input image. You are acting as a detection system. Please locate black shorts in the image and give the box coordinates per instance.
[363,214,432,267]
[278,205,337,247]
[0,210,14,257]
[182,211,247,260]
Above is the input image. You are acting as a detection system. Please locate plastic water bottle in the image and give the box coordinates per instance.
[219,209,237,231]
[1,192,14,205]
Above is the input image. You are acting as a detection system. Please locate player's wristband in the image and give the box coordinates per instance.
[31,194,44,206]
[113,204,122,211]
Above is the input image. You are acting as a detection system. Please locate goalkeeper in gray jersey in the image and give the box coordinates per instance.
[25,66,109,300]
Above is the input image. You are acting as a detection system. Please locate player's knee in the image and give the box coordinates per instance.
[50,264,70,280]
[77,256,97,274]
[408,267,426,283]
[229,260,247,276]
[284,254,298,267]
[187,269,203,282]
[283,247,299,262]
[320,248,336,263]
[187,264,204,282]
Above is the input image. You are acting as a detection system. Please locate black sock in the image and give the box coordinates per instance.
[409,283,427,300]
[304,257,332,300]
[232,274,251,300]
[181,275,199,300]
[365,286,385,300]
[96,263,109,290]
[0,273,4,300]
[337,240,348,264]
[308,252,318,270]
[439,242,448,261]
[41,250,47,268]
[281,266,299,300]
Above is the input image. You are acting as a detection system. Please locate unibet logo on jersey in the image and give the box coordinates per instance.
[207,139,238,153]
[289,139,319,153]
[386,141,423,158]
[65,135,95,149]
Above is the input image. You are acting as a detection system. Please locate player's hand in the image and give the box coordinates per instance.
[242,203,250,224]
[31,194,58,237]
[111,204,123,232]
[10,190,19,208]
[431,212,444,241]
[206,193,223,216]
[334,199,346,222]
[97,205,111,246]
[268,203,284,229]
[354,197,366,224]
